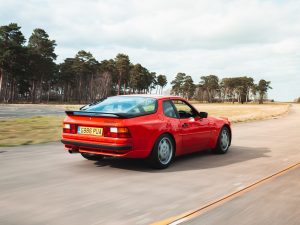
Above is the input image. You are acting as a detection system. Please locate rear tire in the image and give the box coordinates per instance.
[213,126,231,154]
[81,153,104,161]
[147,134,174,169]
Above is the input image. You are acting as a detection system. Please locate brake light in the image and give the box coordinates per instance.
[63,123,77,134]
[104,127,131,138]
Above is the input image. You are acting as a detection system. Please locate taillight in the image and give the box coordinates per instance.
[104,127,131,138]
[63,124,77,134]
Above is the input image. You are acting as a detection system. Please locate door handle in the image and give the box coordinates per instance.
[182,123,189,128]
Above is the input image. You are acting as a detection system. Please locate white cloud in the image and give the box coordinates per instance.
[0,0,300,100]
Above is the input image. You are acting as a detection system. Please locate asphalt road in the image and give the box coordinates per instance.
[0,104,66,118]
[186,165,300,225]
[0,104,299,225]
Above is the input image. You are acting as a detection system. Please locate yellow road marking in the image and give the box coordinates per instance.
[151,162,300,225]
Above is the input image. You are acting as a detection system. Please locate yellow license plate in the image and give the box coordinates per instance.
[78,126,103,136]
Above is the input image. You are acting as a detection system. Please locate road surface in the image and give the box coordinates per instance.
[0,104,68,118]
[0,104,299,225]
[186,165,300,225]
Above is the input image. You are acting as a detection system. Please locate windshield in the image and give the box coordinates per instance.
[85,96,158,116]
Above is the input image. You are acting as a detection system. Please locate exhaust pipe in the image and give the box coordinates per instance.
[68,149,79,154]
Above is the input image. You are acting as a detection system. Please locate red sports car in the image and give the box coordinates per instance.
[61,95,231,169]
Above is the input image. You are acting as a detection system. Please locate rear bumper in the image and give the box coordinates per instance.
[61,138,151,158]
[61,139,132,151]
[61,138,142,158]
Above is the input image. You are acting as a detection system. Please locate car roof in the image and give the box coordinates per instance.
[119,94,183,100]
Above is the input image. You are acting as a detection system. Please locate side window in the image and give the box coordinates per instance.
[163,101,177,118]
[172,100,197,119]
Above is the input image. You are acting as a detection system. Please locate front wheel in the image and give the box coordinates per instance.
[213,127,231,154]
[147,134,174,169]
[81,153,104,161]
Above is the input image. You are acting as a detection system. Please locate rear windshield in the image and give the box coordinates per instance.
[85,96,157,116]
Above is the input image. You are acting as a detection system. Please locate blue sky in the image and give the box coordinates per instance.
[1,0,299,101]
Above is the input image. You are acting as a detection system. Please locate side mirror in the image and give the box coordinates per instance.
[199,112,208,118]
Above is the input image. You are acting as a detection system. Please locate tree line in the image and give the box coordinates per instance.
[1,23,273,104]
[171,73,272,104]
[0,23,167,103]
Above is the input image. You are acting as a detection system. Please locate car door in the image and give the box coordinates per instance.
[172,100,211,153]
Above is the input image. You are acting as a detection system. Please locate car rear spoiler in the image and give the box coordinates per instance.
[65,111,130,118]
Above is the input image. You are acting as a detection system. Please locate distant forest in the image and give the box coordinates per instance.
[0,23,272,104]
[171,74,272,104]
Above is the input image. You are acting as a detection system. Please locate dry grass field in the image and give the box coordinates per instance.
[192,103,290,123]
[0,103,290,147]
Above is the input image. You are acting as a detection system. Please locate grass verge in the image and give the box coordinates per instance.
[0,103,290,147]
[0,116,64,147]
